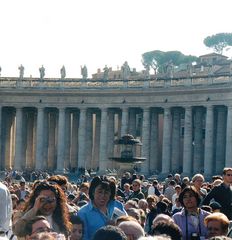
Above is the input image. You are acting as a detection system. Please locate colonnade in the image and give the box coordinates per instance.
[0,104,232,176]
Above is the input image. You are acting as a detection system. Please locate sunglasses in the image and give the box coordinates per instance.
[226,174,232,176]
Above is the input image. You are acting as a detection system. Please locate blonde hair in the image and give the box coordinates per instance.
[204,212,229,234]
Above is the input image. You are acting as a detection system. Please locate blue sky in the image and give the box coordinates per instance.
[0,0,231,78]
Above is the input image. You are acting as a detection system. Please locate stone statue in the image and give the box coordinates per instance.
[103,65,109,80]
[39,65,45,79]
[81,65,88,79]
[121,61,130,80]
[60,65,66,79]
[18,64,24,79]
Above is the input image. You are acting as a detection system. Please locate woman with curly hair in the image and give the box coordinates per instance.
[13,181,71,238]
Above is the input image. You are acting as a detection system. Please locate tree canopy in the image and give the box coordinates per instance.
[142,50,198,73]
[203,33,232,54]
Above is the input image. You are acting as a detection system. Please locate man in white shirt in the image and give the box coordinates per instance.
[0,181,13,237]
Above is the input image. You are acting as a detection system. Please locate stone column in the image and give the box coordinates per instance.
[43,110,49,169]
[215,107,226,173]
[26,111,34,168]
[64,111,71,170]
[193,107,204,173]
[78,107,87,169]
[56,108,66,172]
[141,108,150,174]
[108,110,115,169]
[226,105,232,167]
[86,111,93,169]
[93,113,100,169]
[204,106,214,176]
[183,107,193,175]
[14,107,23,170]
[171,108,181,172]
[121,107,128,136]
[161,107,172,174]
[150,109,159,172]
[99,108,108,172]
[35,108,44,170]
[128,108,136,137]
[70,112,78,171]
[48,112,56,169]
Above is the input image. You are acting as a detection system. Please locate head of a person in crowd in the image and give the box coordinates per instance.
[152,180,159,187]
[204,212,230,238]
[20,179,26,190]
[174,173,181,183]
[147,195,158,210]
[212,179,223,188]
[222,168,232,185]
[151,220,182,240]
[174,197,181,208]
[124,183,131,192]
[126,208,141,223]
[16,199,26,211]
[118,220,145,240]
[138,199,148,212]
[89,176,115,208]
[178,186,201,213]
[212,175,223,182]
[132,179,142,192]
[92,225,127,240]
[115,215,139,226]
[47,175,68,192]
[70,215,84,240]
[24,215,53,240]
[182,177,190,186]
[152,214,174,228]
[209,201,222,213]
[167,174,173,180]
[79,182,89,196]
[192,174,205,189]
[168,180,176,187]
[174,185,181,195]
[156,201,170,215]
[124,172,131,179]
[124,200,139,210]
[11,193,19,209]
[24,181,71,236]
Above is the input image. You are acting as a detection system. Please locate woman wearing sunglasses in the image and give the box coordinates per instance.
[13,181,71,239]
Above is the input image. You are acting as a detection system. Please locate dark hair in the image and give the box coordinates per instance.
[47,175,68,186]
[89,176,115,201]
[93,225,127,240]
[70,215,84,226]
[24,216,48,236]
[178,186,201,207]
[151,220,182,240]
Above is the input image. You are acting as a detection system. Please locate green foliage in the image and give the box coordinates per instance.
[142,50,198,73]
[204,33,232,54]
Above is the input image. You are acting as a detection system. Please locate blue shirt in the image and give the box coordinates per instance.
[78,200,127,240]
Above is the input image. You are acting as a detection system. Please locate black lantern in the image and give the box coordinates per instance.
[109,134,146,163]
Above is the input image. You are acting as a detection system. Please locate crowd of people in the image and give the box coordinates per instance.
[0,167,232,240]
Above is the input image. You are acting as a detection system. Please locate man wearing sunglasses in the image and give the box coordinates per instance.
[202,167,232,220]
